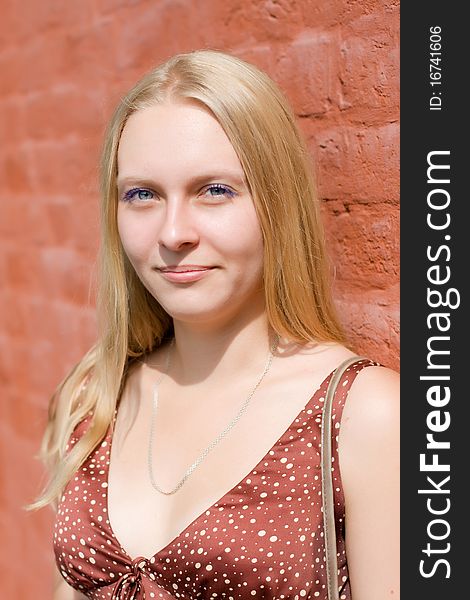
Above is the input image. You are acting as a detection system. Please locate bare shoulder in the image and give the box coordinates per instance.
[337,364,400,597]
[281,340,357,375]
[338,363,400,505]
[342,364,400,435]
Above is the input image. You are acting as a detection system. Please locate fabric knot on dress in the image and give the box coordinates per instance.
[111,557,148,599]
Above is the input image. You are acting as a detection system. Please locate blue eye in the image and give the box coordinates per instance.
[204,184,236,198]
[122,188,154,202]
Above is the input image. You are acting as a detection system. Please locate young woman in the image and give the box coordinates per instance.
[32,50,399,599]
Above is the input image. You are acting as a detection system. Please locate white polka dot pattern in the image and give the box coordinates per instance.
[53,359,378,599]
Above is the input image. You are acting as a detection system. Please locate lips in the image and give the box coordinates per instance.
[156,265,216,283]
[158,265,214,272]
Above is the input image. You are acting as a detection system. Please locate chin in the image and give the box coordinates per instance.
[160,299,246,327]
[155,299,221,320]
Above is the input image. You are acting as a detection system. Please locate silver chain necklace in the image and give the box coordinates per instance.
[147,334,279,495]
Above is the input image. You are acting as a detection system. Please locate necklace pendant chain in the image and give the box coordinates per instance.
[147,334,279,495]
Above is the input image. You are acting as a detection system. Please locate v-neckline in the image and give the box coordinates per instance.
[104,363,341,564]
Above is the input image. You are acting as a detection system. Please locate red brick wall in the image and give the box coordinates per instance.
[0,1,399,596]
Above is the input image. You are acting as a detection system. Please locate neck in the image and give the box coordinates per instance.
[166,309,275,387]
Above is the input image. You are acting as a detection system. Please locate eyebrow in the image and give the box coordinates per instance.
[116,171,248,191]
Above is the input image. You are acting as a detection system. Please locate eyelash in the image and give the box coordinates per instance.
[121,184,236,203]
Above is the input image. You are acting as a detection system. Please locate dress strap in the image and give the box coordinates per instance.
[322,357,380,599]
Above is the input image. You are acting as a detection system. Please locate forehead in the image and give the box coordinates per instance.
[117,101,244,179]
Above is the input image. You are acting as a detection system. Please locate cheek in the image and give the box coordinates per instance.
[117,210,154,263]
[211,204,264,260]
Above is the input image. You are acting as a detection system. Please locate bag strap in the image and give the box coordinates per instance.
[321,356,366,600]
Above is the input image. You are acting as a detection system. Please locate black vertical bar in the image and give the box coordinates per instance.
[401,5,466,598]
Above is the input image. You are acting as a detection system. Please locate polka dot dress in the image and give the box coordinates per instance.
[54,359,378,599]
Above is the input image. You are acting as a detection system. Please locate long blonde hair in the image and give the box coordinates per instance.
[30,49,345,510]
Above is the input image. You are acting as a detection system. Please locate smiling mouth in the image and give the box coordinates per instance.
[155,266,215,283]
[158,266,214,272]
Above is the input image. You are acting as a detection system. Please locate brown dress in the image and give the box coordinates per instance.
[54,358,378,599]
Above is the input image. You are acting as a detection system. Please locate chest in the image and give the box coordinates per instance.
[53,352,357,599]
[54,425,333,599]
[106,370,327,561]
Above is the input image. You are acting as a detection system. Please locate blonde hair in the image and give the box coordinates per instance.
[29,49,345,510]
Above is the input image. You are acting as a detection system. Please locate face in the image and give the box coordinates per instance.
[116,101,265,328]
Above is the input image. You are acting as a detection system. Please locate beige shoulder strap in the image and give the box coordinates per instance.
[321,356,366,600]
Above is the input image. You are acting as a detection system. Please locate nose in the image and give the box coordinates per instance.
[157,197,199,252]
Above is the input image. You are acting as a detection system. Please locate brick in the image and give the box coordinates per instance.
[275,29,341,116]
[339,0,399,26]
[335,289,399,370]
[1,23,116,97]
[196,0,300,47]
[2,246,44,293]
[0,500,54,597]
[0,47,25,97]
[322,201,399,291]
[0,99,27,144]
[0,296,95,394]
[0,337,35,397]
[112,2,204,72]
[59,22,119,83]
[31,137,99,193]
[95,0,146,14]
[261,0,303,34]
[0,0,94,47]
[311,122,399,202]
[0,37,67,96]
[239,0,304,42]
[23,86,105,140]
[236,44,280,80]
[3,387,47,442]
[38,246,96,305]
[0,427,54,596]
[338,11,399,112]
[1,194,54,245]
[41,196,100,251]
[1,192,97,266]
[298,0,353,29]
[0,291,31,338]
[0,146,36,194]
